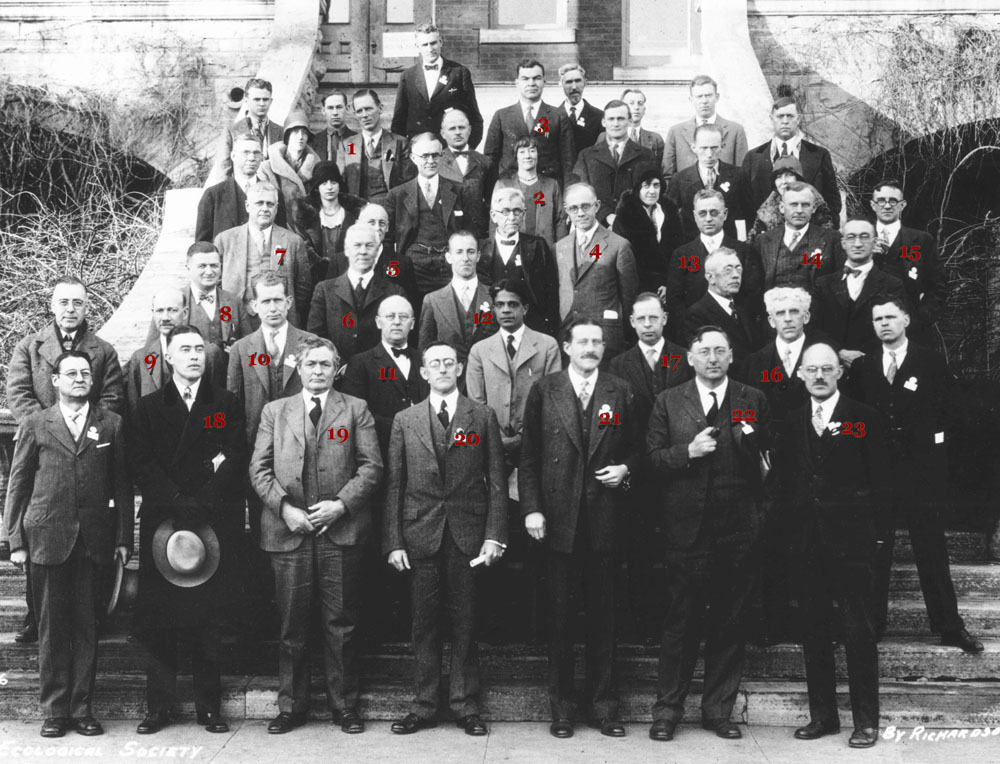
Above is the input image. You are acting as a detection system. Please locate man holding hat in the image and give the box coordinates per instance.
[129,325,248,735]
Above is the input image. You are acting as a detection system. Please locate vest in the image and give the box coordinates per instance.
[189,294,225,350]
[415,187,447,246]
[266,343,284,402]
[302,407,322,506]
[362,150,389,202]
[774,240,812,291]
[490,247,521,282]
[451,286,475,347]
[429,400,451,478]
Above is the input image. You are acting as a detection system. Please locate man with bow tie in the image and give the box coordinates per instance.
[437,109,494,240]
[848,297,982,653]
[181,242,250,354]
[663,75,749,178]
[6,275,124,646]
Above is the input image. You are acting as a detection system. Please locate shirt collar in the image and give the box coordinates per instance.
[696,114,717,125]
[265,321,290,348]
[708,289,735,314]
[772,132,803,158]
[520,99,542,116]
[420,173,440,195]
[775,334,806,361]
[701,231,725,251]
[877,220,901,240]
[695,376,728,407]
[496,231,520,247]
[565,99,585,116]
[451,276,478,294]
[159,334,169,358]
[363,128,383,145]
[174,376,202,404]
[884,339,908,359]
[429,389,460,415]
[59,400,90,425]
[502,325,526,346]
[812,390,840,419]
[567,365,598,395]
[785,222,810,241]
[301,388,330,409]
[639,337,665,359]
[576,224,599,249]
[383,340,409,356]
[349,269,375,289]
[847,260,875,277]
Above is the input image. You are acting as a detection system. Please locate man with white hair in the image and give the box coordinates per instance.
[558,63,603,159]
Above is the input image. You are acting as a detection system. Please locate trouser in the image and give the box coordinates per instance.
[144,625,221,717]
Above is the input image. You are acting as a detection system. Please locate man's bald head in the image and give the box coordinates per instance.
[151,287,188,336]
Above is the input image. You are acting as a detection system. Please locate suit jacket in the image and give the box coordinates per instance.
[812,266,907,351]
[382,395,508,558]
[743,138,842,219]
[195,175,288,243]
[337,130,409,197]
[418,281,499,364]
[555,226,639,347]
[646,378,771,549]
[183,285,251,352]
[226,323,317,445]
[250,390,383,552]
[597,127,666,166]
[125,331,227,421]
[754,223,845,294]
[874,226,946,332]
[3,406,132,565]
[561,99,604,158]
[307,273,405,363]
[391,58,484,148]
[608,339,693,446]
[484,102,577,185]
[476,233,560,336]
[438,147,494,239]
[738,337,811,425]
[384,175,476,260]
[665,161,753,240]
[682,292,767,363]
[663,115,749,177]
[209,115,284,185]
[6,323,125,421]
[518,370,639,554]
[214,223,313,327]
[571,138,659,225]
[494,175,568,247]
[310,126,358,163]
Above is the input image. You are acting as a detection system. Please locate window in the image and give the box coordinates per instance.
[493,0,568,29]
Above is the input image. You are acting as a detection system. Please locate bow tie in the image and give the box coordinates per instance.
[843,267,863,277]
[390,346,407,358]
[424,65,439,71]
[198,291,215,303]
[499,239,517,246]
[453,150,469,157]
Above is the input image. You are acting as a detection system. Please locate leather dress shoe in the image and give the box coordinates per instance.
[15,623,38,644]
[390,713,436,735]
[589,718,626,737]
[136,711,171,735]
[848,727,878,748]
[267,712,307,734]
[649,719,676,741]
[332,709,365,734]
[702,719,741,739]
[794,719,841,740]
[457,714,488,736]
[549,718,574,738]
[196,712,229,733]
[41,717,68,738]
[941,628,984,653]
[71,716,104,736]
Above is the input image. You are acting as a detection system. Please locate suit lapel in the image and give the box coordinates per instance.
[418,400,443,472]
[799,141,820,183]
[552,373,584,454]
[514,329,541,370]
[435,288,465,337]
[575,226,606,283]
[37,326,65,370]
[285,394,306,446]
[446,395,474,452]
[228,226,250,299]
[250,328,270,390]
[681,381,708,428]
[44,406,78,455]
[76,406,101,456]
[831,271,852,309]
[587,376,617,461]
[333,276,355,310]
[440,180,457,225]
[852,268,882,311]
[176,380,215,459]
[415,66,431,101]
[317,390,345,441]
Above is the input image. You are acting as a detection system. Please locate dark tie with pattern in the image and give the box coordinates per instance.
[309,397,322,428]
[353,278,366,307]
[506,335,516,359]
[438,400,450,430]
[706,391,719,423]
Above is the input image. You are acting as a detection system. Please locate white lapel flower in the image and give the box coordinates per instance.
[811,248,823,258]
[903,376,919,392]
[577,117,586,126]
[908,266,919,280]
[598,403,613,417]
[828,421,842,436]
[438,75,448,86]
[514,254,523,267]
[479,300,491,314]
[720,181,731,193]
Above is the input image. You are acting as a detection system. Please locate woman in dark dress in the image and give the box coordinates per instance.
[293,161,367,283]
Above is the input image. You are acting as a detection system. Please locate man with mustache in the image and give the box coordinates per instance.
[558,64,603,160]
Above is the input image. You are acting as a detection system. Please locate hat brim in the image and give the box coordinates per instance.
[152,518,221,588]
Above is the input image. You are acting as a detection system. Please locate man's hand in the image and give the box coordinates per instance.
[525,512,546,541]
[478,540,504,567]
[656,285,668,303]
[872,238,889,257]
[281,501,315,534]
[115,546,131,565]
[388,549,411,572]
[10,549,27,568]
[606,213,617,228]
[688,426,718,458]
[307,499,346,531]
[595,464,628,488]
[839,349,865,367]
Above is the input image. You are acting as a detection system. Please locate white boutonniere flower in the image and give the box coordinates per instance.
[720,181,731,192]
[514,254,522,267]
[454,427,465,438]
[598,403,613,417]
[284,353,297,368]
[479,301,491,314]
[903,376,919,392]
[812,248,823,258]
[577,117,586,126]
[908,266,919,280]
[828,421,842,435]
[438,75,448,86]
[86,426,99,441]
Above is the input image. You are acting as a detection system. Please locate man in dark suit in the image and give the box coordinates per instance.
[742,94,841,222]
[849,298,982,653]
[129,326,248,735]
[250,336,383,734]
[6,275,125,645]
[520,318,639,739]
[310,91,357,163]
[4,351,133,738]
[869,179,947,343]
[683,249,766,365]
[478,187,560,336]
[812,218,906,367]
[484,59,576,185]
[337,89,409,204]
[438,109,494,240]
[663,75,748,178]
[558,64,604,159]
[753,182,844,295]
[571,100,658,227]
[609,294,692,640]
[621,88,665,166]
[209,77,283,185]
[646,326,770,743]
[391,22,484,149]
[666,123,752,241]
[383,341,507,737]
[181,242,250,354]
[784,342,889,749]
[308,225,405,363]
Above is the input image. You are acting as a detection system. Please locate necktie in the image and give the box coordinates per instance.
[256,232,267,259]
[438,400,450,430]
[780,141,789,159]
[390,346,406,358]
[631,128,639,142]
[729,299,740,323]
[61,333,74,350]
[183,386,193,407]
[499,239,516,246]
[706,391,719,423]
[787,229,801,251]
[423,180,435,207]
[579,379,591,409]
[569,106,576,123]
[424,64,437,71]
[198,291,215,304]
[844,266,862,277]
[812,403,825,436]
[328,131,336,161]
[265,329,279,358]
[453,150,469,157]
[309,397,322,428]
[613,143,621,163]
[524,105,534,134]
[367,137,377,159]
[460,285,473,311]
[68,412,83,440]
[645,346,658,371]
[782,347,793,373]
[353,278,366,307]
[886,350,898,384]
[506,334,517,359]
[705,167,717,189]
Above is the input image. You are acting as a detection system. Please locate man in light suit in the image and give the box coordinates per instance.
[520,318,638,739]
[391,22,484,149]
[663,75,748,178]
[646,326,771,743]
[484,58,577,185]
[571,100,658,227]
[250,336,382,735]
[181,243,250,355]
[556,183,639,360]
[4,351,133,738]
[558,64,604,159]
[337,89,409,204]
[310,91,357,163]
[209,77,284,185]
[383,341,508,737]
[622,89,665,166]
[437,109,494,240]
[214,182,312,329]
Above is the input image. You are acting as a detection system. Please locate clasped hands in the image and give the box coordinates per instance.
[281,498,347,535]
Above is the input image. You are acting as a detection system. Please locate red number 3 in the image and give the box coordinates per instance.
[535,117,549,134]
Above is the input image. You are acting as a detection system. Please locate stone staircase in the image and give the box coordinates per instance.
[2,529,998,726]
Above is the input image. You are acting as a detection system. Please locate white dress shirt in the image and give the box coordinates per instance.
[302,389,330,430]
[771,132,803,162]
[175,377,202,410]
[383,341,411,379]
[349,269,375,292]
[429,389,460,421]
[700,231,725,253]
[883,340,908,378]
[419,172,440,203]
[567,366,598,400]
[708,289,736,317]
[191,283,217,320]
[784,223,809,249]
[775,334,806,373]
[495,232,519,264]
[264,321,290,359]
[697,114,718,126]
[501,325,526,359]
[844,260,874,301]
[811,390,840,429]
[576,224,599,254]
[638,337,665,368]
[422,60,442,98]
[695,377,728,417]
[698,162,720,187]
[876,220,901,245]
[451,277,479,310]
[564,99,588,120]
[59,401,90,439]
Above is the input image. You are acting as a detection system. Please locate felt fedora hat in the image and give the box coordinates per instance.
[107,557,140,615]
[151,519,221,588]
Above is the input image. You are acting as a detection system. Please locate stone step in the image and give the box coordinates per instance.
[0,671,996,726]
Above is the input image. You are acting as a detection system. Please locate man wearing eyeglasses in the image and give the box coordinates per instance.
[784,341,890,749]
[869,180,946,344]
[811,218,906,367]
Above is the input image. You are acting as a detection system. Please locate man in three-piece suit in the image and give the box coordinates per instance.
[129,326,248,735]
[4,351,133,739]
[646,326,771,743]
[214,182,312,329]
[869,180,947,343]
[437,109,494,240]
[683,248,766,365]
[849,298,982,653]
[250,336,383,735]
[784,342,888,749]
[621,88,666,166]
[666,123,753,241]
[308,224,405,363]
[337,89,409,204]
[208,77,283,186]
[383,341,508,737]
[742,95,842,221]
[484,59,577,185]
[310,91,357,164]
[558,64,604,159]
[556,183,639,360]
[519,318,638,739]
[6,275,125,646]
[663,75,748,178]
[179,243,251,355]
[477,187,560,337]
[571,100,658,227]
